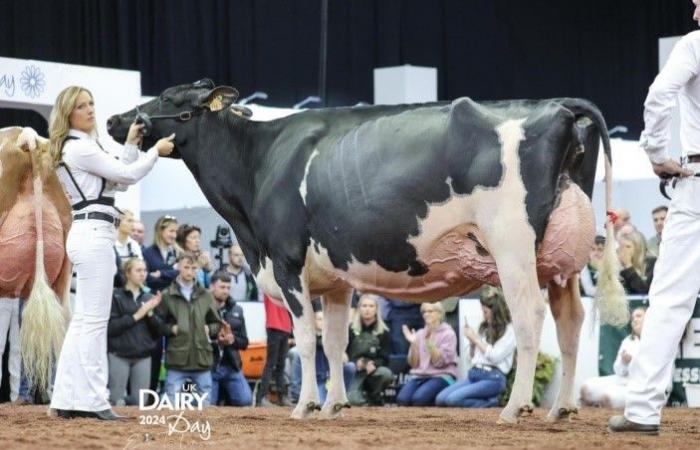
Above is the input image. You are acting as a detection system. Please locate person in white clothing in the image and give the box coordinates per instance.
[435,287,516,408]
[0,297,21,402]
[19,86,175,421]
[609,1,700,434]
[582,308,645,408]
[114,209,143,265]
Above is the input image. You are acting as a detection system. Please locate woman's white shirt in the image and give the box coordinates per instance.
[470,323,516,374]
[60,129,158,215]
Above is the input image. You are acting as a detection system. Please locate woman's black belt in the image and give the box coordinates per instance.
[73,211,121,227]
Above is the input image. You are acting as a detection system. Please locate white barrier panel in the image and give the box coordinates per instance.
[0,57,143,213]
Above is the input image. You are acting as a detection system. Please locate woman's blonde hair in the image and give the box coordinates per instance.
[48,86,95,165]
[620,231,648,278]
[123,258,146,279]
[351,293,389,336]
[153,215,178,250]
[420,301,445,322]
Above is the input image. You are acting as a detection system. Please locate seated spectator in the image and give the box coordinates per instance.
[176,223,213,288]
[156,253,222,407]
[209,271,253,406]
[107,259,164,406]
[226,244,262,301]
[143,215,179,292]
[580,235,605,297]
[396,302,458,406]
[436,288,515,408]
[581,307,646,408]
[256,294,293,407]
[617,231,656,295]
[345,293,393,406]
[290,309,355,404]
[646,205,668,258]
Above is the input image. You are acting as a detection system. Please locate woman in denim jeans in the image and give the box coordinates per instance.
[436,288,515,408]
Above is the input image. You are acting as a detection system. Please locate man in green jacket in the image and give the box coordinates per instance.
[157,253,225,407]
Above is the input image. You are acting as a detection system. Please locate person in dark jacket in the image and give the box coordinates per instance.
[346,294,394,406]
[142,215,179,391]
[209,271,253,406]
[107,258,164,406]
[617,231,656,295]
[156,253,223,407]
[143,215,179,292]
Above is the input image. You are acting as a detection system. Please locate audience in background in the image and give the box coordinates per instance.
[436,288,515,408]
[646,205,668,258]
[157,253,222,407]
[345,294,394,406]
[396,302,458,406]
[209,271,253,406]
[107,259,163,406]
[176,224,213,288]
[256,294,293,407]
[225,244,262,302]
[581,308,646,408]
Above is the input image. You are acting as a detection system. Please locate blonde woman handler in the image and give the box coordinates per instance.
[23,86,174,420]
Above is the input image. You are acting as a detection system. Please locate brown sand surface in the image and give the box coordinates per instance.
[1,404,698,449]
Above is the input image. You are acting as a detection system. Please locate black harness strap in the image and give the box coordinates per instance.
[58,135,116,211]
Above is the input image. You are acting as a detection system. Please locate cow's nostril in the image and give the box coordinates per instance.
[107,117,116,130]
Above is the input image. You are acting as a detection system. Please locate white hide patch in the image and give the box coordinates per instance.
[253,256,284,300]
[302,119,537,300]
[299,149,320,207]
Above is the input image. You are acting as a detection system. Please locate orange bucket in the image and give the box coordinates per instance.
[240,341,267,379]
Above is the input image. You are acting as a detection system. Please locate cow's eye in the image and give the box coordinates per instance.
[162,97,170,103]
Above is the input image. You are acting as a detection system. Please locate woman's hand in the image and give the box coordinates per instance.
[402,324,417,344]
[198,251,212,271]
[155,133,176,156]
[126,122,145,146]
[132,292,161,321]
[463,323,478,342]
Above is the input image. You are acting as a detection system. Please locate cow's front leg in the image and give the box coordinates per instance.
[545,276,584,422]
[319,288,352,419]
[276,269,320,420]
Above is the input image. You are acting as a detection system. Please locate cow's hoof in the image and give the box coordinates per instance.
[518,404,534,417]
[546,407,578,422]
[497,412,519,425]
[320,402,350,419]
[290,401,320,420]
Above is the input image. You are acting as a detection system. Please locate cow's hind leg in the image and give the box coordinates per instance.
[275,267,320,419]
[545,275,584,422]
[319,287,352,419]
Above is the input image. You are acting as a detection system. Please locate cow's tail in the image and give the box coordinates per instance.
[20,149,66,391]
[560,98,629,327]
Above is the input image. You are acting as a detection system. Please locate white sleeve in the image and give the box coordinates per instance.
[120,143,141,164]
[613,336,631,377]
[69,140,159,185]
[640,35,700,163]
[483,325,516,365]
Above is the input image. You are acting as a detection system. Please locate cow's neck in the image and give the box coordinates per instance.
[177,113,267,273]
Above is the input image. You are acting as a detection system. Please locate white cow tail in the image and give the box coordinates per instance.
[20,149,66,390]
[595,153,629,327]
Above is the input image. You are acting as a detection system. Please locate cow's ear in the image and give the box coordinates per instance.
[197,86,239,111]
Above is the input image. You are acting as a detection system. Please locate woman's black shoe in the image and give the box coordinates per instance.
[85,409,126,420]
[56,409,76,419]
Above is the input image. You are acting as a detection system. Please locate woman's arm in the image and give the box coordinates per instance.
[67,139,158,185]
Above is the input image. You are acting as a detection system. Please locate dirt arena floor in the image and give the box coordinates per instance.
[1,404,698,449]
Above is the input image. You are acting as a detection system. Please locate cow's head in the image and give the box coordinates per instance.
[107,79,238,157]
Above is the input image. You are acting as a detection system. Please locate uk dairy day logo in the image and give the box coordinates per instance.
[131,384,212,445]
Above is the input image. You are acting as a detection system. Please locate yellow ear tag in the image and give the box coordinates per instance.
[209,95,224,111]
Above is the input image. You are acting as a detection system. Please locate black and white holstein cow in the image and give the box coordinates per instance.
[108,79,626,423]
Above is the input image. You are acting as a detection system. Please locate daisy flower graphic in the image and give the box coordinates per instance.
[20,65,46,99]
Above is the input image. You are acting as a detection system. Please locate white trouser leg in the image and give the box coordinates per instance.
[0,297,21,401]
[50,220,115,412]
[625,175,700,425]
